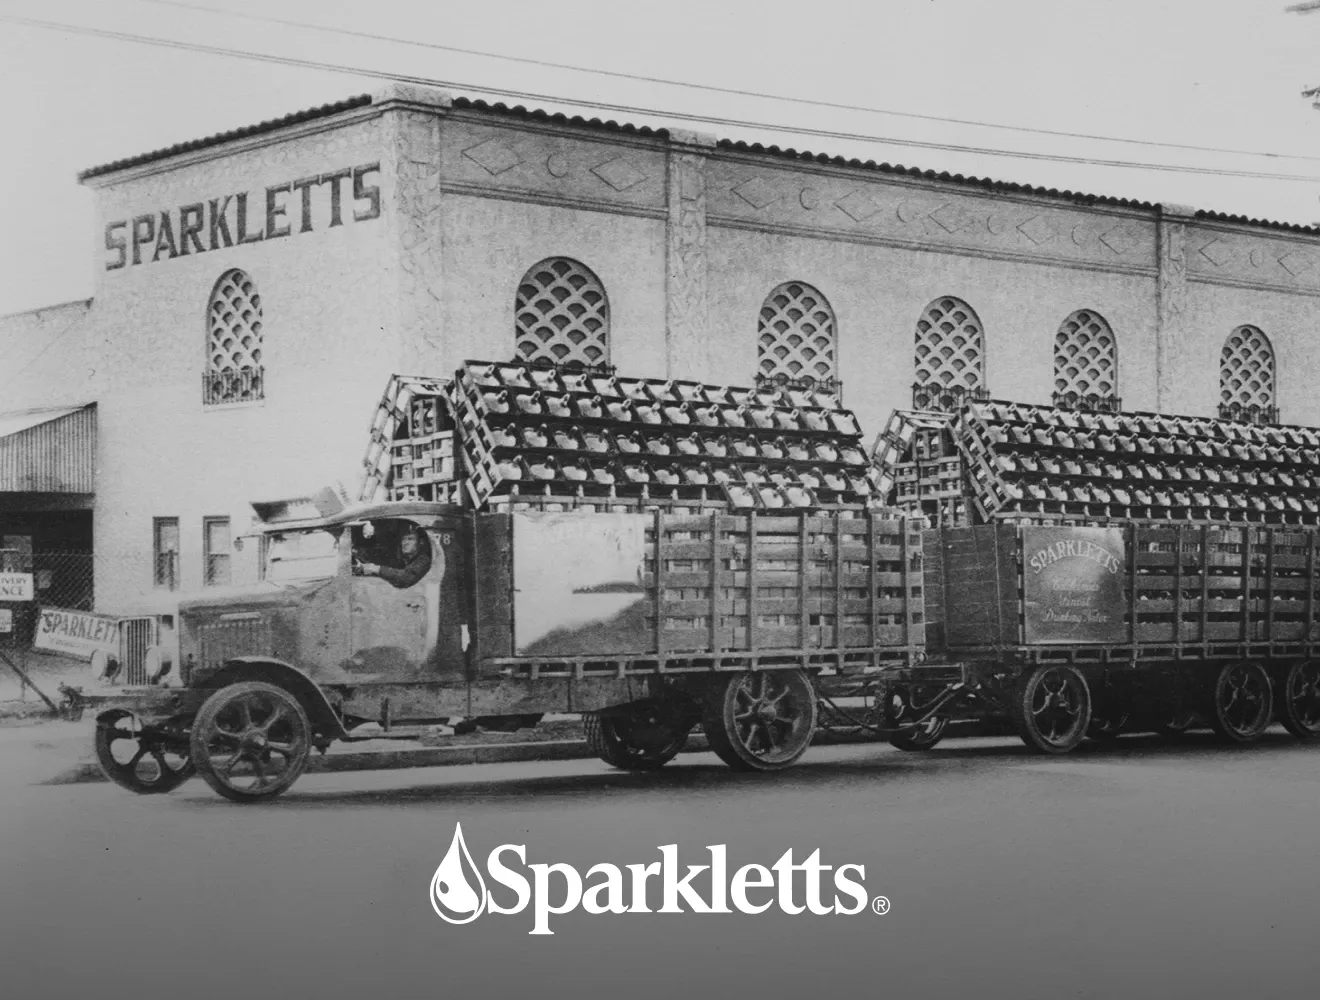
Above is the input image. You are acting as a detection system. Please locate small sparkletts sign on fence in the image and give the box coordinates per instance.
[1021,527,1128,645]
[0,573,33,601]
[34,607,120,659]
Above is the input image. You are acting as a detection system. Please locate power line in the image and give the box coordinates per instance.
[6,13,1320,184]
[134,0,1320,165]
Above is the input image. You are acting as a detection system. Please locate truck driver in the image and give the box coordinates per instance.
[354,523,432,589]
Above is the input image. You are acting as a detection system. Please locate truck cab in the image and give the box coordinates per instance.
[178,498,470,687]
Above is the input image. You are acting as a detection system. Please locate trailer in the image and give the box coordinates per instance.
[858,397,1320,755]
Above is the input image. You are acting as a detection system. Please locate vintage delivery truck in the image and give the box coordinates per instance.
[82,361,1320,802]
[85,360,928,801]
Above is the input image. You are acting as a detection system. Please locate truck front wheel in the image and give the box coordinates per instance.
[702,669,817,772]
[190,682,312,802]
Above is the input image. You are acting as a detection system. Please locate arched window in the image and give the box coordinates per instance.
[756,281,838,385]
[514,258,610,368]
[1220,325,1277,423]
[1054,309,1118,410]
[913,296,985,411]
[204,269,264,404]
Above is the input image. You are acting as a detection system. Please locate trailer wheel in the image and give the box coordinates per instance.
[1151,705,1197,738]
[1012,665,1092,754]
[190,682,312,802]
[703,669,817,772]
[1207,662,1272,744]
[94,709,194,794]
[1087,711,1130,742]
[888,715,950,751]
[1279,661,1320,739]
[584,709,689,770]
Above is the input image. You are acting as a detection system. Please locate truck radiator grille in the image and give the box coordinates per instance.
[117,617,158,686]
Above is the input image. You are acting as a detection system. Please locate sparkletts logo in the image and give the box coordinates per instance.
[429,823,888,935]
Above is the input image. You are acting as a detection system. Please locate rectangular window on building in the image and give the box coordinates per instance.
[204,517,231,587]
[153,518,179,590]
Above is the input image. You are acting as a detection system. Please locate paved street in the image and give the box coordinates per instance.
[3,727,1320,1000]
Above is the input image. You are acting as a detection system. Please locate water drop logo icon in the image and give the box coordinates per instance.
[429,823,487,924]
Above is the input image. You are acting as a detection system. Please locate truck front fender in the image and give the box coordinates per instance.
[195,657,347,741]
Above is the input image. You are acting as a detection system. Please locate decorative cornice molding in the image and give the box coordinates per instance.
[707,212,1159,278]
[442,181,669,221]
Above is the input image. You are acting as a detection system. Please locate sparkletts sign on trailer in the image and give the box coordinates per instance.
[1021,527,1127,644]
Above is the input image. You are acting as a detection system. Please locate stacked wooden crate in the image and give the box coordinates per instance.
[360,375,461,504]
[871,410,968,526]
[957,401,1320,526]
[362,360,888,515]
[447,360,884,512]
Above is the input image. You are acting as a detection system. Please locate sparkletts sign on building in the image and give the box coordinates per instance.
[1021,527,1127,644]
[103,161,381,270]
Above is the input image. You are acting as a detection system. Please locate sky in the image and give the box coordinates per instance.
[4,0,1320,316]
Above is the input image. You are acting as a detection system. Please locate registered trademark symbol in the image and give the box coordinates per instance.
[871,895,891,915]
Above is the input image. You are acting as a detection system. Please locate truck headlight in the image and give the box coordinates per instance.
[90,649,121,682]
[144,646,174,685]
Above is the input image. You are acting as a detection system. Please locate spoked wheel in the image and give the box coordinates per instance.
[190,682,312,802]
[584,706,691,771]
[1087,709,1130,742]
[94,709,194,794]
[885,686,950,751]
[1151,704,1197,738]
[888,715,950,751]
[1207,662,1272,744]
[1012,665,1092,754]
[702,669,817,772]
[1279,661,1320,740]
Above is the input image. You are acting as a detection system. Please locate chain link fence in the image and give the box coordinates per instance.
[0,551,94,652]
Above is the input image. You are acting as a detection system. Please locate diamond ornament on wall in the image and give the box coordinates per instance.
[591,157,647,191]
[732,177,778,210]
[462,139,523,175]
[834,190,882,222]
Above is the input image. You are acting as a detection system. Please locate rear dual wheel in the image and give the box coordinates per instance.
[1207,662,1272,744]
[585,706,690,771]
[703,669,817,772]
[1278,661,1320,740]
[1012,665,1092,754]
[885,686,950,751]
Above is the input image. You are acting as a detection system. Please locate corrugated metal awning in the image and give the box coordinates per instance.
[0,403,96,493]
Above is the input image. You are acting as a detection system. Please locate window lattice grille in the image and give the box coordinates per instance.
[514,258,610,368]
[756,282,837,382]
[1054,310,1117,399]
[205,269,264,404]
[1220,325,1275,412]
[914,297,985,391]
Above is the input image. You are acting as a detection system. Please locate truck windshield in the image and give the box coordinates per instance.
[264,529,340,584]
